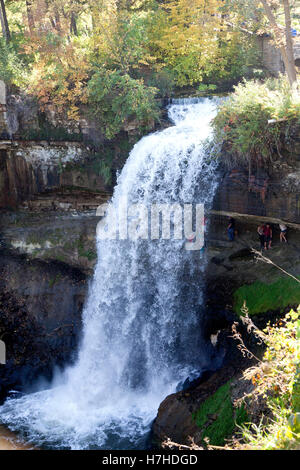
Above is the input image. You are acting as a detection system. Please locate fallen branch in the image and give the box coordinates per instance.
[162,437,231,451]
[162,438,203,450]
[251,248,300,285]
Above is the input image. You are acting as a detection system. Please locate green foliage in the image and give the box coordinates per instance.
[237,309,300,449]
[234,277,300,316]
[93,11,151,73]
[97,159,113,186]
[292,322,300,412]
[193,380,247,446]
[221,0,300,33]
[235,403,248,427]
[0,0,267,142]
[90,148,115,185]
[94,157,113,186]
[213,77,300,166]
[0,38,27,86]
[198,84,217,93]
[87,69,160,139]
[145,68,176,98]
[202,34,262,86]
[292,364,300,412]
[220,0,265,33]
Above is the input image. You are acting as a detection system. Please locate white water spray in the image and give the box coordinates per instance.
[0,98,221,449]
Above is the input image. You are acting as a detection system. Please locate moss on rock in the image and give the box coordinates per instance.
[233,277,300,316]
[192,380,247,446]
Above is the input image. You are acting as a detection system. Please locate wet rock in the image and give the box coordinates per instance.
[0,250,87,401]
[152,324,260,448]
[0,210,102,274]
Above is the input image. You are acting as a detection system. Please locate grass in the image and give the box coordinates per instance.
[192,380,247,446]
[233,276,300,316]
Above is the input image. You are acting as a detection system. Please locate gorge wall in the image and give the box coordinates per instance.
[206,123,300,305]
[152,124,300,448]
[1,91,300,445]
[0,142,110,209]
[213,123,300,223]
[0,251,86,401]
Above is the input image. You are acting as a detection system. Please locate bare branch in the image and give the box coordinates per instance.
[251,248,300,284]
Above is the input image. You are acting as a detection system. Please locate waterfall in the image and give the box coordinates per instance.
[0,98,221,450]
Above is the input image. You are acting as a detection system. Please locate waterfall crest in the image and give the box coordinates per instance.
[0,98,221,450]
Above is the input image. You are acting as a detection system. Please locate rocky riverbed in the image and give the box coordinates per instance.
[0,425,34,450]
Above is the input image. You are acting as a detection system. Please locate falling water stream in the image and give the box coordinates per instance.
[0,97,221,450]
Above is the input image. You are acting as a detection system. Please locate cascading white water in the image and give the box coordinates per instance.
[0,98,221,450]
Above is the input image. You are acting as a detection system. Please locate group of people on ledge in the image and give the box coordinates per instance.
[257,222,288,250]
[227,217,288,250]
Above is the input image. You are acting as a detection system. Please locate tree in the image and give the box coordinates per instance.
[70,11,78,35]
[151,0,225,86]
[26,0,35,34]
[223,0,298,87]
[259,0,297,86]
[0,0,10,42]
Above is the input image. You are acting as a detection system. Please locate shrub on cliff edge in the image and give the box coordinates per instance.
[87,69,160,140]
[213,77,300,167]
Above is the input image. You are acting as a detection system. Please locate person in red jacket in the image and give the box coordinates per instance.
[263,223,272,250]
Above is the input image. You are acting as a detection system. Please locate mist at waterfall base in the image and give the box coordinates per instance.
[0,98,222,450]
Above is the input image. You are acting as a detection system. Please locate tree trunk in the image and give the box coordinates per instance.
[0,5,5,39]
[282,0,297,86]
[70,12,78,35]
[260,0,297,87]
[54,8,61,32]
[0,0,10,42]
[26,0,35,34]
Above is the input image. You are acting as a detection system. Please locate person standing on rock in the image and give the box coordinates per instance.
[227,217,235,241]
[257,224,265,251]
[279,223,288,243]
[263,224,272,250]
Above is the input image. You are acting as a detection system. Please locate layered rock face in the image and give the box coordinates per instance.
[204,125,300,306]
[0,82,139,210]
[0,142,111,209]
[196,123,300,313]
[0,250,87,400]
[213,125,300,223]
